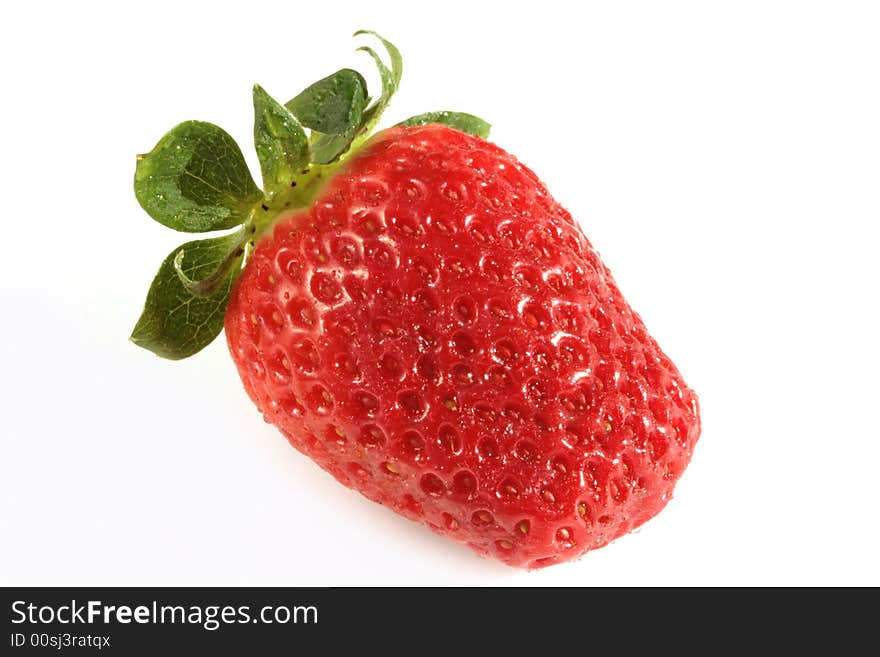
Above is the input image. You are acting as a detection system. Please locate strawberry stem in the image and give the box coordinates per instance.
[250,160,340,238]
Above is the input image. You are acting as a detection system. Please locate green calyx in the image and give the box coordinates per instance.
[131,31,491,360]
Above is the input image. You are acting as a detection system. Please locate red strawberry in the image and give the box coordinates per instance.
[131,33,700,569]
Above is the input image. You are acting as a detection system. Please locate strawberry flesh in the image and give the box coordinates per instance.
[225,124,701,569]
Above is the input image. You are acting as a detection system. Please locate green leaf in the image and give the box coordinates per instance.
[130,230,245,360]
[285,68,368,135]
[308,132,354,165]
[285,69,369,164]
[173,226,249,298]
[354,30,403,134]
[253,85,309,196]
[134,121,262,233]
[398,111,491,138]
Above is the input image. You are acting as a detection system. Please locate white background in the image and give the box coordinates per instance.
[2,1,878,586]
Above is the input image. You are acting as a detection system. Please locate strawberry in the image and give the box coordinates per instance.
[131,32,700,569]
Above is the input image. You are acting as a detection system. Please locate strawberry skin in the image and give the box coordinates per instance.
[224,124,701,569]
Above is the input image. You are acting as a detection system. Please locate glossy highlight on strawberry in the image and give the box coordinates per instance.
[131,32,700,569]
